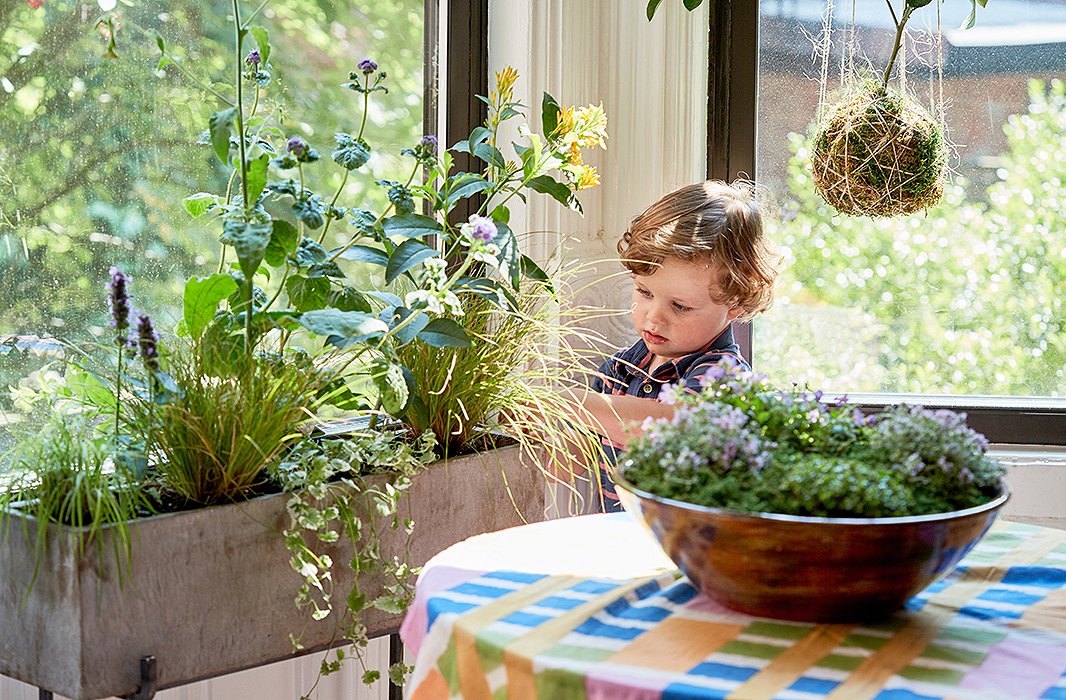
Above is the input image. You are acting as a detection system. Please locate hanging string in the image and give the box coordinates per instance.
[818,0,836,120]
[848,0,857,89]
[936,0,945,129]
[899,16,907,94]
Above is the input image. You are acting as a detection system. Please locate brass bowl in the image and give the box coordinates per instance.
[612,471,1010,621]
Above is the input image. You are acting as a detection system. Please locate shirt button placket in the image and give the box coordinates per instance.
[641,383,654,395]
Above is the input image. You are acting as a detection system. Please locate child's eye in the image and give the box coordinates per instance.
[672,302,692,312]
[636,288,652,298]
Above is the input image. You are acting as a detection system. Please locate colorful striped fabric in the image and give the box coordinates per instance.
[402,518,1066,700]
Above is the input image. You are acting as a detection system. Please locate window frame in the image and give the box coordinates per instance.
[711,0,1066,446]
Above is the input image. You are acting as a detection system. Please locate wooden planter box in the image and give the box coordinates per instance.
[0,445,545,699]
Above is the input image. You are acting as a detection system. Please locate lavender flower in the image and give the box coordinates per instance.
[108,266,130,346]
[357,57,378,75]
[419,134,437,152]
[244,49,261,67]
[287,136,309,158]
[462,215,498,242]
[136,313,159,373]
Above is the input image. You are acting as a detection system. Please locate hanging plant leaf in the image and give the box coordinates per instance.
[371,358,410,415]
[221,218,272,279]
[264,219,299,267]
[332,133,371,171]
[333,244,389,267]
[286,275,331,312]
[209,107,237,164]
[297,309,388,342]
[382,213,442,239]
[246,153,270,204]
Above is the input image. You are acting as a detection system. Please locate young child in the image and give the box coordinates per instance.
[574,180,779,511]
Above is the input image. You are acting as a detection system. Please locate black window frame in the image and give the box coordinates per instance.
[709,0,1066,446]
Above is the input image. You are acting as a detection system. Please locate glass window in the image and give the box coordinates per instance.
[755,0,1065,402]
[0,0,424,426]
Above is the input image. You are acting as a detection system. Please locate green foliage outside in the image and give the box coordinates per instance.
[760,78,1065,397]
[0,0,422,337]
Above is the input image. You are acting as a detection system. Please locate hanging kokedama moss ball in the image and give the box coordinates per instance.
[812,87,946,217]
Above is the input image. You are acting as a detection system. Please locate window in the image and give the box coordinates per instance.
[0,0,428,434]
[709,0,1066,444]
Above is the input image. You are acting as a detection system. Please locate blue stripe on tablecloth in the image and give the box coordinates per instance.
[977,588,1044,605]
[788,676,841,694]
[1042,686,1066,699]
[536,595,586,610]
[687,661,760,682]
[1001,566,1066,588]
[452,582,517,598]
[871,689,942,700]
[958,604,1023,620]
[499,610,553,627]
[571,579,622,594]
[662,684,731,699]
[661,581,699,605]
[603,601,672,622]
[427,598,479,628]
[482,570,548,584]
[572,618,646,640]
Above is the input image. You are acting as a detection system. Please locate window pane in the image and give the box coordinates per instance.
[0,0,424,421]
[756,0,1065,398]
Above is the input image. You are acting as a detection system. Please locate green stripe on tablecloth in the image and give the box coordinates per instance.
[535,666,586,700]
[743,620,813,640]
[817,653,865,672]
[898,664,966,685]
[920,642,989,666]
[476,629,512,669]
[438,637,460,696]
[539,643,616,663]
[719,639,788,660]
[840,633,892,651]
[935,625,1006,645]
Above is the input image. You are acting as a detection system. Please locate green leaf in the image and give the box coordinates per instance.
[683,0,704,10]
[332,133,371,170]
[250,26,270,65]
[647,0,665,21]
[66,366,116,410]
[151,30,165,55]
[388,307,429,346]
[297,309,388,341]
[327,286,372,313]
[382,213,443,239]
[441,174,492,212]
[246,153,269,204]
[333,244,389,267]
[221,218,272,279]
[209,107,237,164]
[183,192,217,218]
[473,142,506,170]
[371,358,409,415]
[385,239,439,285]
[264,219,299,267]
[520,254,551,284]
[490,204,511,224]
[527,175,580,213]
[183,274,239,339]
[494,222,521,289]
[418,318,472,348]
[960,0,979,28]
[906,0,933,6]
[542,92,561,135]
[286,275,331,312]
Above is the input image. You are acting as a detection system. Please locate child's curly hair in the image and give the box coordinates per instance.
[618,180,779,321]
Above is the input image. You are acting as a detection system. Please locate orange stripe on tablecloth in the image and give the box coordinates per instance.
[607,617,746,672]
[452,575,581,700]
[504,574,663,700]
[1019,588,1066,635]
[409,667,451,700]
[727,624,856,699]
[826,524,1066,700]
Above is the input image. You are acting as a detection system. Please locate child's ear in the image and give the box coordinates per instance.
[726,305,744,321]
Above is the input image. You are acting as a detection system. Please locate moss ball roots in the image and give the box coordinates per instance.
[812,88,947,217]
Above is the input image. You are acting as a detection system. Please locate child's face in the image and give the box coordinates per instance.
[631,257,741,360]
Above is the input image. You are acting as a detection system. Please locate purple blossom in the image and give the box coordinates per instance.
[419,134,438,152]
[357,57,378,75]
[108,266,130,345]
[286,136,308,158]
[244,49,261,67]
[136,313,159,373]
[464,215,498,242]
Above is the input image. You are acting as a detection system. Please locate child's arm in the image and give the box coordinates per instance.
[568,388,673,448]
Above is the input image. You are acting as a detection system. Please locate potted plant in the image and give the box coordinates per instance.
[612,359,1009,621]
[0,2,609,698]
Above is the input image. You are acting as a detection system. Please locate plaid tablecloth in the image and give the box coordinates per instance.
[400,515,1066,700]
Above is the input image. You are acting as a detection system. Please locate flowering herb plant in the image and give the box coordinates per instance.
[621,360,1005,517]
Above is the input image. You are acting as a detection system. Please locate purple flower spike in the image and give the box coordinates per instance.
[357,57,378,75]
[136,313,159,373]
[287,136,308,158]
[245,49,261,67]
[419,134,438,152]
[108,266,130,345]
[465,215,497,242]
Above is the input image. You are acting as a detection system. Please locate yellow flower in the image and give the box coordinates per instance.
[566,142,584,166]
[576,165,600,190]
[576,104,608,149]
[554,106,577,138]
[492,66,520,105]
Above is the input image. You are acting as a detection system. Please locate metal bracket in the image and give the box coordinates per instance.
[120,656,157,700]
